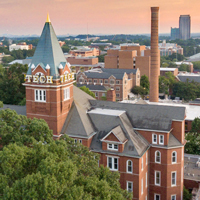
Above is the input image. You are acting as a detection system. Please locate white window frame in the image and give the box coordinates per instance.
[126,181,133,193]
[172,151,177,164]
[146,152,148,165]
[159,135,164,145]
[155,171,161,186]
[141,178,143,195]
[152,134,157,144]
[116,93,120,98]
[141,157,143,171]
[35,89,46,102]
[171,195,176,200]
[171,172,176,186]
[146,172,147,188]
[155,151,161,164]
[64,87,70,101]
[79,139,82,144]
[107,156,118,171]
[154,194,160,200]
[116,87,120,91]
[126,160,133,173]
[74,139,77,143]
[95,92,98,97]
[116,80,120,84]
[107,143,118,151]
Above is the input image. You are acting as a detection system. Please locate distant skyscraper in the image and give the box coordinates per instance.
[171,27,179,40]
[179,15,191,40]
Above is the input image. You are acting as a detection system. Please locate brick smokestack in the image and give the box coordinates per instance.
[149,7,159,102]
[107,89,116,102]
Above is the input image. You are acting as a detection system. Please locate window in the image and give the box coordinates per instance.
[155,151,161,163]
[116,80,120,84]
[116,93,120,98]
[126,181,133,192]
[172,151,177,163]
[171,172,176,186]
[102,93,105,97]
[35,89,46,102]
[95,92,98,97]
[146,152,148,165]
[110,79,115,85]
[141,157,143,171]
[104,80,108,84]
[141,178,143,195]
[64,87,70,100]
[171,195,176,200]
[152,134,157,144]
[154,194,160,200]
[146,172,147,188]
[127,160,133,173]
[100,79,103,83]
[94,79,97,83]
[159,135,164,145]
[107,143,118,151]
[107,157,118,171]
[88,79,92,83]
[79,77,84,83]
[74,139,77,143]
[79,139,82,144]
[155,171,161,186]
[116,87,120,91]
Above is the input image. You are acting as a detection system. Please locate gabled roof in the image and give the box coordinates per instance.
[27,19,67,79]
[61,86,95,138]
[89,100,185,132]
[101,125,127,143]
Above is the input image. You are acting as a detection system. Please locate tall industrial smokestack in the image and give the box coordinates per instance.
[149,7,159,102]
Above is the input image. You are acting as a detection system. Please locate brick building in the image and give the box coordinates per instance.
[22,14,186,200]
[76,68,140,101]
[66,56,103,73]
[69,47,100,57]
[104,43,154,80]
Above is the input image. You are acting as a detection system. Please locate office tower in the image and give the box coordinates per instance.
[179,15,191,40]
[171,27,179,40]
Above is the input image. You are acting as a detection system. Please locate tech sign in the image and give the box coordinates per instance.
[24,73,74,84]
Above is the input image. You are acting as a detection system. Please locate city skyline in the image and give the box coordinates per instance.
[0,0,199,36]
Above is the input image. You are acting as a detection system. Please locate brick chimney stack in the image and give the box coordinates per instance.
[149,7,159,102]
[107,89,116,102]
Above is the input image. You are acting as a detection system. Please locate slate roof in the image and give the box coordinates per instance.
[0,104,26,116]
[61,86,96,138]
[177,74,200,83]
[104,125,127,143]
[76,84,107,91]
[89,111,149,157]
[27,21,67,79]
[89,100,185,132]
[83,68,138,80]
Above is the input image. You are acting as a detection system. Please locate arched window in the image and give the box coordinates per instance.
[127,160,133,173]
[172,151,177,163]
[155,151,161,163]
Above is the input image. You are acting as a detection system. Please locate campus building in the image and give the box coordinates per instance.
[179,15,191,40]
[69,47,100,57]
[76,68,140,101]
[22,12,187,200]
[9,42,32,51]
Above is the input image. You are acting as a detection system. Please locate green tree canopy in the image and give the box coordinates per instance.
[179,64,190,72]
[140,75,149,91]
[131,86,148,99]
[0,63,28,105]
[0,110,132,200]
[79,86,95,98]
[2,56,14,64]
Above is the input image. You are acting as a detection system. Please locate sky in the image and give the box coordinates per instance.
[0,0,200,36]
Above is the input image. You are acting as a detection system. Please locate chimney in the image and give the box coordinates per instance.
[107,89,116,102]
[149,7,159,102]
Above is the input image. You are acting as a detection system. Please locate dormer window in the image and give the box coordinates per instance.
[107,143,118,151]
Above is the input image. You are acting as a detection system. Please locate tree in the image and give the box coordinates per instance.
[131,86,148,99]
[0,111,132,199]
[79,86,95,98]
[179,64,190,72]
[159,76,169,94]
[98,54,106,62]
[140,75,149,91]
[2,56,14,64]
[0,63,28,105]
[183,186,192,200]
[0,101,3,108]
[62,45,70,53]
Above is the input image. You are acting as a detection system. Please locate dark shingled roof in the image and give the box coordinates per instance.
[177,75,200,83]
[61,86,96,138]
[27,21,67,79]
[0,104,26,116]
[89,100,185,132]
[83,68,138,80]
[89,111,149,157]
[76,84,107,91]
